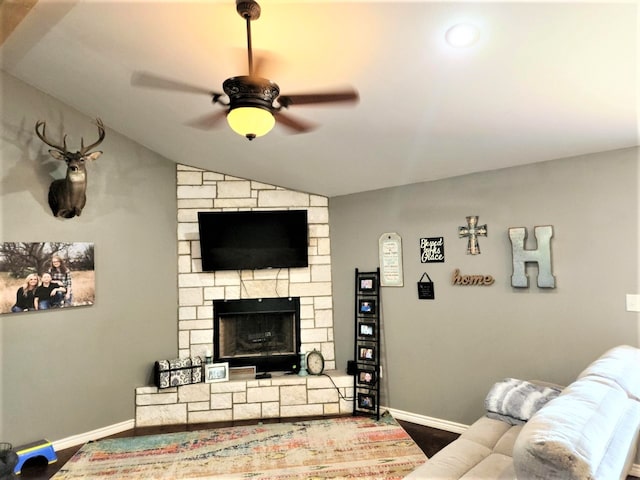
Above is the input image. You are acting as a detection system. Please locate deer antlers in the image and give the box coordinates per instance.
[35,118,106,155]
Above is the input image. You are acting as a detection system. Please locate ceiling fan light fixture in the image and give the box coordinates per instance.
[131,0,358,139]
[227,106,275,140]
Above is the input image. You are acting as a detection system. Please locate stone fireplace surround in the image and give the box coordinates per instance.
[135,165,352,426]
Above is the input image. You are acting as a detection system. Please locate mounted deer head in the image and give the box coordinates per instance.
[35,118,105,218]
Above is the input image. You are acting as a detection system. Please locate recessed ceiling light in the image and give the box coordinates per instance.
[445,23,480,48]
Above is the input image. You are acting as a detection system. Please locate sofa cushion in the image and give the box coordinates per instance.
[513,376,640,480]
[463,453,515,480]
[404,437,493,479]
[461,416,514,449]
[405,416,521,479]
[577,344,640,401]
[493,423,522,457]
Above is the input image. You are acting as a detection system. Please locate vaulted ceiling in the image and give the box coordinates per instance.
[1,0,638,197]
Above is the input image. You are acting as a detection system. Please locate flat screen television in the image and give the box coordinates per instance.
[198,210,309,271]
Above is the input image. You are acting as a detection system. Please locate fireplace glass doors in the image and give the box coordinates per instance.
[213,297,301,374]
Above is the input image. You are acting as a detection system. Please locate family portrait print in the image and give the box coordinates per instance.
[1,242,95,315]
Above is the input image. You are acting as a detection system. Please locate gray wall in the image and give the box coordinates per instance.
[1,72,178,445]
[330,148,639,425]
[2,69,638,446]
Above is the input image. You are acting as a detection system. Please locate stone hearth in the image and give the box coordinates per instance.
[136,372,353,426]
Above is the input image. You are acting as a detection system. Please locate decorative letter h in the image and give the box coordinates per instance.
[508,226,556,288]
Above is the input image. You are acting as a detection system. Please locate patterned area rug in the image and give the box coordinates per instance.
[53,413,427,479]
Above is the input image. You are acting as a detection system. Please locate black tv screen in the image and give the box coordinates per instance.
[198,210,309,271]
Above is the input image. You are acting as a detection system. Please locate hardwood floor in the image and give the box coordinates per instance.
[15,417,640,479]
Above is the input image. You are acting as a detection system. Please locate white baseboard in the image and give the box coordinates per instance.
[384,406,640,475]
[383,406,469,435]
[52,419,135,451]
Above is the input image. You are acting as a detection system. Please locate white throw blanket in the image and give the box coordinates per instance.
[484,378,562,425]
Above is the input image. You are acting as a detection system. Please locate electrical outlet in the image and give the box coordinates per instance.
[626,294,640,312]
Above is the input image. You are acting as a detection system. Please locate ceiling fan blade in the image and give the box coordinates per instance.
[131,71,222,97]
[185,110,228,130]
[278,88,359,108]
[275,111,317,134]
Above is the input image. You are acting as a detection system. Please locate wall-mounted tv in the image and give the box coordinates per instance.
[198,210,309,271]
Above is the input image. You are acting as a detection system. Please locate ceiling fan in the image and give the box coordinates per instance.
[132,0,359,140]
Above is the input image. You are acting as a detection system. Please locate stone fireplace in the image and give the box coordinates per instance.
[134,165,352,427]
[174,165,337,367]
[214,297,301,374]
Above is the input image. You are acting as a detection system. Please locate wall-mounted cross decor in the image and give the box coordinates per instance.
[458,216,487,255]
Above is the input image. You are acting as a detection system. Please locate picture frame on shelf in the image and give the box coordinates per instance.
[358,275,377,294]
[358,299,376,315]
[205,362,229,383]
[358,345,375,362]
[358,322,376,339]
[358,392,376,410]
[357,368,377,386]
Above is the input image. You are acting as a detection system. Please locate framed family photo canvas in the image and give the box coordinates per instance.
[1,242,95,315]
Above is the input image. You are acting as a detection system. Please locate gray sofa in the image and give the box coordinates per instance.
[405,345,640,479]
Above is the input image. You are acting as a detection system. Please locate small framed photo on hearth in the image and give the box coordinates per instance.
[358,345,375,362]
[357,369,377,386]
[358,392,376,411]
[358,275,377,294]
[358,299,376,315]
[358,322,376,339]
[205,362,229,383]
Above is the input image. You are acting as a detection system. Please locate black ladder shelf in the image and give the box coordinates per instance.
[353,268,381,420]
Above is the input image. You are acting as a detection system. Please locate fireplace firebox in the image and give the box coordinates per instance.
[213,297,301,374]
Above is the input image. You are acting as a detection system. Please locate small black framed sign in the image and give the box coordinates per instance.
[417,273,435,300]
[420,237,445,263]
